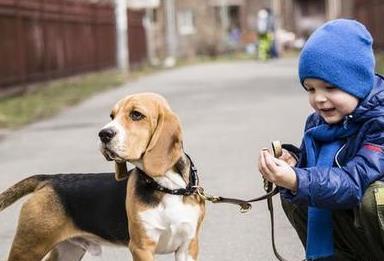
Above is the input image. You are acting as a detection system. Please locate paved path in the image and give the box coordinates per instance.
[0,58,311,260]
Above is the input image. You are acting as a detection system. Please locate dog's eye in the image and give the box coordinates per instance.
[129,111,145,121]
[110,113,114,120]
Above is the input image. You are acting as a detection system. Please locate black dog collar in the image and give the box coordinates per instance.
[137,153,199,196]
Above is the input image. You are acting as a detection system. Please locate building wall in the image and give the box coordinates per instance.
[154,0,281,61]
[175,0,258,57]
[176,0,214,58]
[337,0,355,17]
[244,0,271,31]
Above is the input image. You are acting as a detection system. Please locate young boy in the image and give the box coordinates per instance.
[258,19,384,260]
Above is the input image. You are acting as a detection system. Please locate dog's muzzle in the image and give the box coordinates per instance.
[98,128,116,144]
[100,146,116,161]
[98,127,121,161]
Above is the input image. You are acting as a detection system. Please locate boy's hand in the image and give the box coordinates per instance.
[258,149,297,192]
[279,149,297,167]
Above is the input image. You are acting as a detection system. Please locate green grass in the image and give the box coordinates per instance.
[0,70,126,128]
[376,51,384,75]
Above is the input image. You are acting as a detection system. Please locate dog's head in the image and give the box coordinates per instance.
[99,93,183,180]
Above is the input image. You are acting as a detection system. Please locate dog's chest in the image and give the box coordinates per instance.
[139,192,200,254]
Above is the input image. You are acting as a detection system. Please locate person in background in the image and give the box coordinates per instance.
[256,8,277,60]
[258,19,384,260]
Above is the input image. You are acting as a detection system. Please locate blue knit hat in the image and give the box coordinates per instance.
[299,19,375,99]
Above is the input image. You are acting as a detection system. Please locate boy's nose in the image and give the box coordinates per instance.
[314,93,327,103]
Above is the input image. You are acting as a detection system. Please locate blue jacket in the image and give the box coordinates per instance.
[281,74,384,209]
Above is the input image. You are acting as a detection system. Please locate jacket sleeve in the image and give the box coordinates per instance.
[281,120,384,209]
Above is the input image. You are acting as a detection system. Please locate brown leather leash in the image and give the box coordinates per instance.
[195,141,288,261]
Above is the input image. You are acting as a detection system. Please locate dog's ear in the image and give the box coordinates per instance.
[143,109,182,177]
[114,162,130,181]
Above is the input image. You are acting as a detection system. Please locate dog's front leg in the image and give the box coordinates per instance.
[129,242,156,261]
[128,228,158,261]
[175,238,199,261]
[175,250,195,261]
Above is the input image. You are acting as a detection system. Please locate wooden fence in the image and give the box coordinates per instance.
[354,0,384,49]
[128,9,147,69]
[0,0,116,89]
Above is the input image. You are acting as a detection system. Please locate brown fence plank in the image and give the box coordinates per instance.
[354,0,384,49]
[0,0,116,89]
[128,9,147,68]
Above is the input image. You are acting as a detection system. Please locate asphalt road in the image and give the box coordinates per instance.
[0,58,312,260]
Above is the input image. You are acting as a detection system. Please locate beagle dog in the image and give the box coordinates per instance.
[0,92,205,261]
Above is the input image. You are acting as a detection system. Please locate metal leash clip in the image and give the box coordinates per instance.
[239,203,252,213]
[194,186,252,213]
[194,186,220,202]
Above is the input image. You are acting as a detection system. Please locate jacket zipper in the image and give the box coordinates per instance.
[335,144,346,168]
[336,114,353,166]
[343,114,354,129]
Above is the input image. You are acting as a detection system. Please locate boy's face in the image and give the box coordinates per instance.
[303,78,359,124]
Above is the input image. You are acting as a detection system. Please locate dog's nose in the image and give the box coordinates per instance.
[99,128,116,143]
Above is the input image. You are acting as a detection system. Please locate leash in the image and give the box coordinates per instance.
[264,141,288,261]
[197,141,283,211]
[194,141,288,261]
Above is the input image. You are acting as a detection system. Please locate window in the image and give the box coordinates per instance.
[178,10,196,35]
